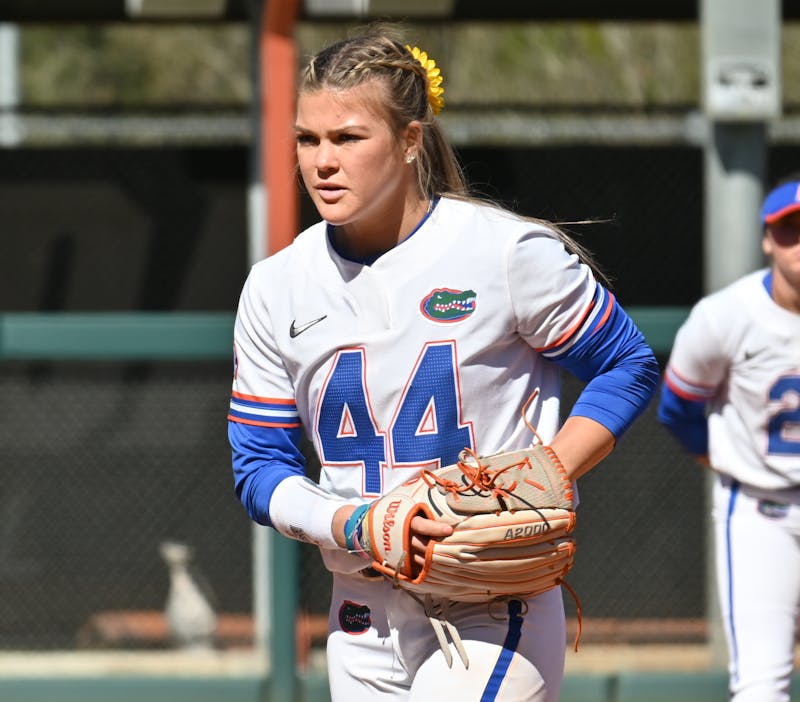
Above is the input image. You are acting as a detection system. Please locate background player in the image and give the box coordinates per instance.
[228,23,659,702]
[658,175,800,702]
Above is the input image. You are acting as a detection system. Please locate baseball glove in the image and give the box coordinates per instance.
[346,444,577,604]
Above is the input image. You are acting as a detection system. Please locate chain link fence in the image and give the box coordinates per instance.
[0,361,250,650]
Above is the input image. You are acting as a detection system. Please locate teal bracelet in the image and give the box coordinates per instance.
[344,503,370,553]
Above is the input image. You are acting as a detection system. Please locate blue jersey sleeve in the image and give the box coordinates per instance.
[657,380,709,456]
[228,420,305,526]
[551,288,660,438]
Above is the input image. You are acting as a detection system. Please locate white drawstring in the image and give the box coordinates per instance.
[422,595,469,669]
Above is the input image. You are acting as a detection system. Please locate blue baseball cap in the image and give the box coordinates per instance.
[761,181,800,224]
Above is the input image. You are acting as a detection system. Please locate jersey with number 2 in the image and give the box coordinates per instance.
[664,269,800,489]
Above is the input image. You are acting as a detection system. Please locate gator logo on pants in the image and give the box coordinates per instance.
[339,600,371,634]
[758,499,790,519]
[420,288,477,323]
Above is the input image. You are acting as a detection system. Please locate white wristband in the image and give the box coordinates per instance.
[268,475,351,550]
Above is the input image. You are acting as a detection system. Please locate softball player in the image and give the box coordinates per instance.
[229,25,659,702]
[658,177,800,702]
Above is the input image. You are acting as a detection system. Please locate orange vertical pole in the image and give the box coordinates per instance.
[258,4,302,699]
[261,0,299,256]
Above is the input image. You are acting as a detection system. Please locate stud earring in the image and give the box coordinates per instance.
[406,154,416,164]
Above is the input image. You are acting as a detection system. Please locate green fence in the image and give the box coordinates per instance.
[0,308,686,360]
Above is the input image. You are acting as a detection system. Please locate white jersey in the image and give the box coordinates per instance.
[665,269,800,490]
[231,197,599,501]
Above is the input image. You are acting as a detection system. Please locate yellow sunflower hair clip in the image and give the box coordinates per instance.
[406,45,445,115]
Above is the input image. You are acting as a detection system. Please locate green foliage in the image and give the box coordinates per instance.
[440,22,699,107]
[21,24,251,106]
[17,20,705,109]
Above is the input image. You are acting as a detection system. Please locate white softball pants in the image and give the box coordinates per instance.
[325,571,567,702]
[713,476,800,702]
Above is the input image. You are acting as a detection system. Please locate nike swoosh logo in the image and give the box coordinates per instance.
[289,315,327,338]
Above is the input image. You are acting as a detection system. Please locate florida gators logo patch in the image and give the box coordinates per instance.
[420,288,477,323]
[339,600,371,634]
[758,499,790,519]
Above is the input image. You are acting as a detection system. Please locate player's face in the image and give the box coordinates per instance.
[294,81,421,251]
[764,211,800,290]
